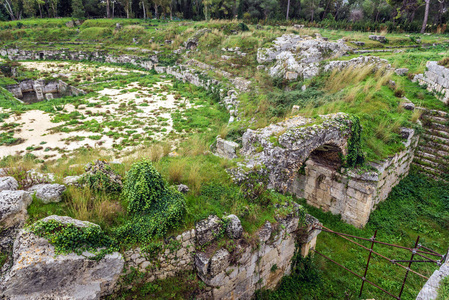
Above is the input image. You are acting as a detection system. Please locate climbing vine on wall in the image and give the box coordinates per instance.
[344,115,365,168]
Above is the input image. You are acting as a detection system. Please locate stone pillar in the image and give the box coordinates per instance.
[33,84,44,101]
[300,214,321,257]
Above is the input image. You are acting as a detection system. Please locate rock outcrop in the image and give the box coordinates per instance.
[257,34,352,80]
[1,216,124,300]
[0,191,32,251]
[28,183,66,203]
[0,177,18,192]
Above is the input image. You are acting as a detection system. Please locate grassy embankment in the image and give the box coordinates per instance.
[0,18,448,299]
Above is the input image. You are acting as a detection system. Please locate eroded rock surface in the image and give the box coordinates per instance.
[1,216,124,300]
[0,191,32,251]
[28,183,66,203]
[257,34,352,80]
[0,177,18,192]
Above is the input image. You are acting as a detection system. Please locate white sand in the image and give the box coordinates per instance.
[0,81,193,160]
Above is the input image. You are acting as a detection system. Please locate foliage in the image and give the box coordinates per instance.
[116,160,186,244]
[437,276,449,300]
[343,115,365,168]
[29,219,118,260]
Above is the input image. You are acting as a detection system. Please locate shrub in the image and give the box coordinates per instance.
[116,160,186,243]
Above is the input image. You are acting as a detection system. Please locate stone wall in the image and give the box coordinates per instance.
[5,79,84,103]
[0,48,157,70]
[416,252,449,300]
[413,61,449,104]
[238,113,352,193]
[292,128,418,227]
[121,210,321,299]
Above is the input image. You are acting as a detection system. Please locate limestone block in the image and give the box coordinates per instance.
[210,248,230,276]
[0,176,18,191]
[224,214,243,239]
[195,215,223,246]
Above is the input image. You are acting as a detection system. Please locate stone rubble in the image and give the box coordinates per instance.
[413,61,449,104]
[257,34,352,80]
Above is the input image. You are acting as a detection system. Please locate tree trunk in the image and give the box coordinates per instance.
[106,0,111,18]
[142,0,146,19]
[3,0,16,20]
[154,3,158,18]
[421,0,430,33]
[286,0,290,20]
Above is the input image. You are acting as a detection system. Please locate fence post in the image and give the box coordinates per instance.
[398,235,420,299]
[359,230,377,298]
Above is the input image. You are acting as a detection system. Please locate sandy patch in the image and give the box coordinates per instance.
[0,81,194,160]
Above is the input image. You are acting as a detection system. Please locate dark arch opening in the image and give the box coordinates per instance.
[309,143,343,170]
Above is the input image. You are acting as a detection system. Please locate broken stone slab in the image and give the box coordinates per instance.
[215,136,239,159]
[195,215,223,246]
[369,35,387,43]
[351,41,365,46]
[401,98,415,111]
[0,176,19,191]
[0,216,124,300]
[28,183,66,203]
[224,214,243,239]
[63,175,83,186]
[395,68,409,76]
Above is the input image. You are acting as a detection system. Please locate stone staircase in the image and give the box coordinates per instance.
[413,109,449,180]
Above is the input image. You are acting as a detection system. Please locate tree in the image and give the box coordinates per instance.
[72,0,85,17]
[118,0,131,17]
[286,0,290,20]
[300,0,323,21]
[1,0,18,20]
[420,0,430,32]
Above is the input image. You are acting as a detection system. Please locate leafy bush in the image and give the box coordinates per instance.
[30,219,117,260]
[116,160,186,244]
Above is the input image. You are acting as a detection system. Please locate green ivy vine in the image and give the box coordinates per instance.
[29,219,118,260]
[344,115,365,168]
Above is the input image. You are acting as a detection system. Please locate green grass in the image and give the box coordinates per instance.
[258,168,449,300]
[438,276,449,300]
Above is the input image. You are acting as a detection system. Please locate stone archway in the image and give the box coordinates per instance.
[240,113,352,193]
[237,113,418,228]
